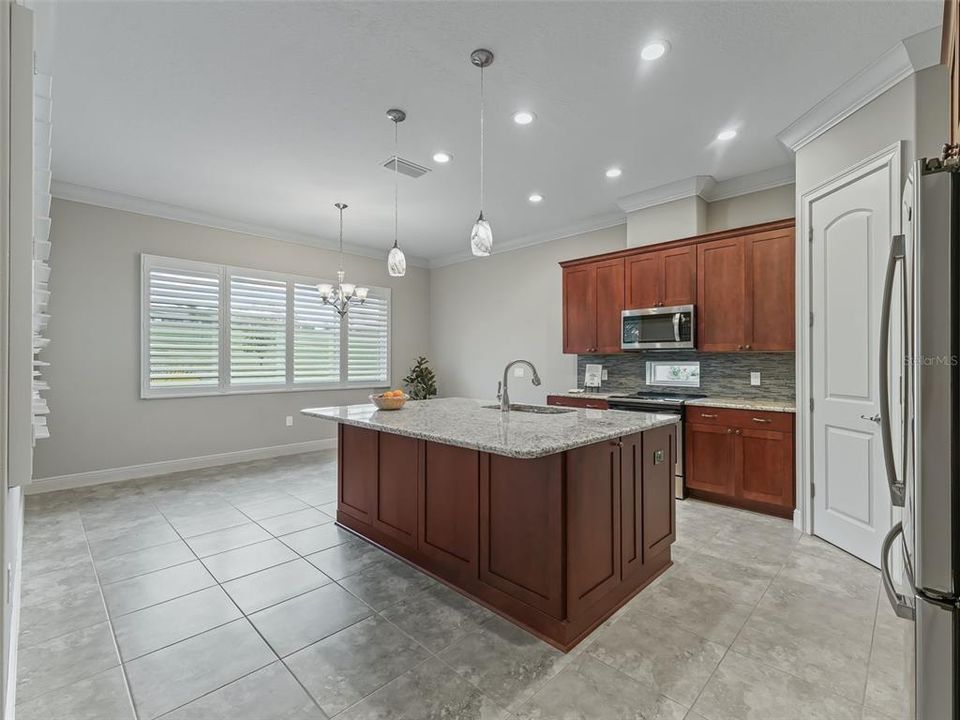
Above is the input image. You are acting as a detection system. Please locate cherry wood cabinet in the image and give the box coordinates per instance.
[560,218,795,355]
[562,258,624,354]
[335,424,676,651]
[546,395,610,410]
[626,246,696,309]
[697,226,795,352]
[685,406,795,518]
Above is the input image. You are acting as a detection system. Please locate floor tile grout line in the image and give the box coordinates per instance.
[76,512,142,720]
[860,579,885,707]
[149,500,334,718]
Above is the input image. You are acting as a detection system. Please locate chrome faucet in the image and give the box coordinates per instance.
[498,360,542,412]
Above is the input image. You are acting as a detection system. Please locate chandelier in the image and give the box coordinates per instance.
[318,203,368,317]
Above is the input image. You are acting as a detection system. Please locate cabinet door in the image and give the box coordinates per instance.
[595,258,625,353]
[697,238,747,351]
[620,433,643,581]
[563,265,598,354]
[661,246,696,307]
[419,442,479,578]
[480,454,564,618]
[338,424,378,524]
[642,425,676,557]
[373,432,419,548]
[737,427,795,510]
[745,230,795,351]
[566,439,621,616]
[685,423,736,497]
[625,253,660,309]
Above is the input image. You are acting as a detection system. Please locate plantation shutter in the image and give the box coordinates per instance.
[229,275,287,385]
[147,267,220,388]
[293,282,341,384]
[347,288,390,384]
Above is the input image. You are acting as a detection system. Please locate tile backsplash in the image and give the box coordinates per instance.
[577,351,795,400]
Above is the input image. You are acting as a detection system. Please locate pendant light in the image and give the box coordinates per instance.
[317,203,368,318]
[386,108,407,277]
[470,48,494,257]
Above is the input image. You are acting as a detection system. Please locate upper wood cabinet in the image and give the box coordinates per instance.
[697,226,795,352]
[625,246,696,309]
[562,258,624,354]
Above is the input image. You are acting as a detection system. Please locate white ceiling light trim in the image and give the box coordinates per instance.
[512,110,536,125]
[605,167,622,179]
[716,128,737,141]
[49,180,431,267]
[640,40,669,61]
[528,193,543,204]
[777,26,940,152]
[432,152,452,163]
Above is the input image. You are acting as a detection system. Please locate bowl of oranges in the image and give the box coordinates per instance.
[370,389,409,410]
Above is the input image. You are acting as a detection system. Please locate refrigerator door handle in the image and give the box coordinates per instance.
[881,521,915,620]
[879,233,906,507]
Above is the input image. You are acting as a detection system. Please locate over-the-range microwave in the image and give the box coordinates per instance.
[621,304,696,350]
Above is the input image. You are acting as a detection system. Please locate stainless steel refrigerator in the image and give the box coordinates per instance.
[880,156,959,720]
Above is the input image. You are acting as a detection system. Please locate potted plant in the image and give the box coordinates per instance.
[403,356,437,400]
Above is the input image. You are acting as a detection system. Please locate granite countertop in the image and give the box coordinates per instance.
[689,397,796,413]
[301,397,678,459]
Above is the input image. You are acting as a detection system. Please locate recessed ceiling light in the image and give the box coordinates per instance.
[640,41,669,61]
[512,111,536,125]
[432,151,452,163]
[605,167,622,179]
[716,129,738,141]
[528,193,543,204]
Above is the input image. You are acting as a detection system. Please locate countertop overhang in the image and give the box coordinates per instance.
[301,397,678,459]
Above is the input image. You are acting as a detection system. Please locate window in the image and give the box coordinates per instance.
[141,255,391,397]
[645,360,700,388]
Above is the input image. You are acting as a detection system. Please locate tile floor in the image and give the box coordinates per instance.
[17,451,912,719]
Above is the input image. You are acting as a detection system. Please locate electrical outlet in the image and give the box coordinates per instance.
[750,372,761,386]
[601,369,608,380]
[285,416,294,427]
[513,367,524,377]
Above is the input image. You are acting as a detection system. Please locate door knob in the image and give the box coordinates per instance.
[860,413,882,424]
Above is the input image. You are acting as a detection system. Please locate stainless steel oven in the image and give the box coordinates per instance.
[621,304,695,350]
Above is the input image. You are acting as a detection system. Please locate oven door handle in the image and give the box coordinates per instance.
[673,313,681,342]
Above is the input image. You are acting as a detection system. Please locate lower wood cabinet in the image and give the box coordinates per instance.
[546,394,610,410]
[685,406,795,517]
[336,424,676,650]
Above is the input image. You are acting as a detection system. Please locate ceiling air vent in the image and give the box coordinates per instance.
[382,155,430,179]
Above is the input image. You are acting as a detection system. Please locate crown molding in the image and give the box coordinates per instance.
[429,210,627,269]
[616,175,715,214]
[777,26,941,153]
[704,164,795,202]
[50,180,430,268]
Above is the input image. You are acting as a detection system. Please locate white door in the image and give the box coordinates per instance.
[810,157,899,567]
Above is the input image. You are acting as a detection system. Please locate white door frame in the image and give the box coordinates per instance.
[795,141,903,535]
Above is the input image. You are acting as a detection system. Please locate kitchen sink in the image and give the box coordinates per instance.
[482,404,576,414]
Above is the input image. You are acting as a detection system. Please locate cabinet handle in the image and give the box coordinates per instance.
[737,345,743,350]
[700,413,718,419]
[745,344,752,350]
[735,429,742,435]
[611,440,623,447]
[727,428,733,434]
[586,404,601,409]
[751,417,772,424]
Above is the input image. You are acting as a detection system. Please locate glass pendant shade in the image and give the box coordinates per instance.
[388,243,407,277]
[470,213,493,257]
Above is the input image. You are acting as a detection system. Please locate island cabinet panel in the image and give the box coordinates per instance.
[419,442,479,577]
[566,439,622,616]
[372,432,419,548]
[642,424,676,558]
[338,424,378,524]
[697,237,748,351]
[479,454,564,619]
[619,433,643,580]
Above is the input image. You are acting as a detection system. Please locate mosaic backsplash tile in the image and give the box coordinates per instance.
[577,350,795,401]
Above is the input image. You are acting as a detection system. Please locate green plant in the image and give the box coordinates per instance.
[403,356,437,400]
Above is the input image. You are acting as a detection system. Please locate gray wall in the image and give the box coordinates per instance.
[578,351,796,401]
[33,200,432,479]
[705,184,795,232]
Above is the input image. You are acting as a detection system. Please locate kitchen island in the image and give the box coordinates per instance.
[302,397,678,651]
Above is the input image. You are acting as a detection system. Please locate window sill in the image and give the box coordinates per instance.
[141,382,390,400]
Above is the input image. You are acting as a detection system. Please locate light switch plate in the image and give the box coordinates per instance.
[750,372,761,386]
[285,416,294,427]
[601,369,608,380]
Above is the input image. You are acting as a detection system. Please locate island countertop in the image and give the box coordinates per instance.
[301,396,678,459]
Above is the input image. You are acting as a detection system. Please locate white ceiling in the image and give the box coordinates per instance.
[48,1,941,264]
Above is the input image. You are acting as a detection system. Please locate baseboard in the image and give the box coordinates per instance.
[27,438,337,495]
